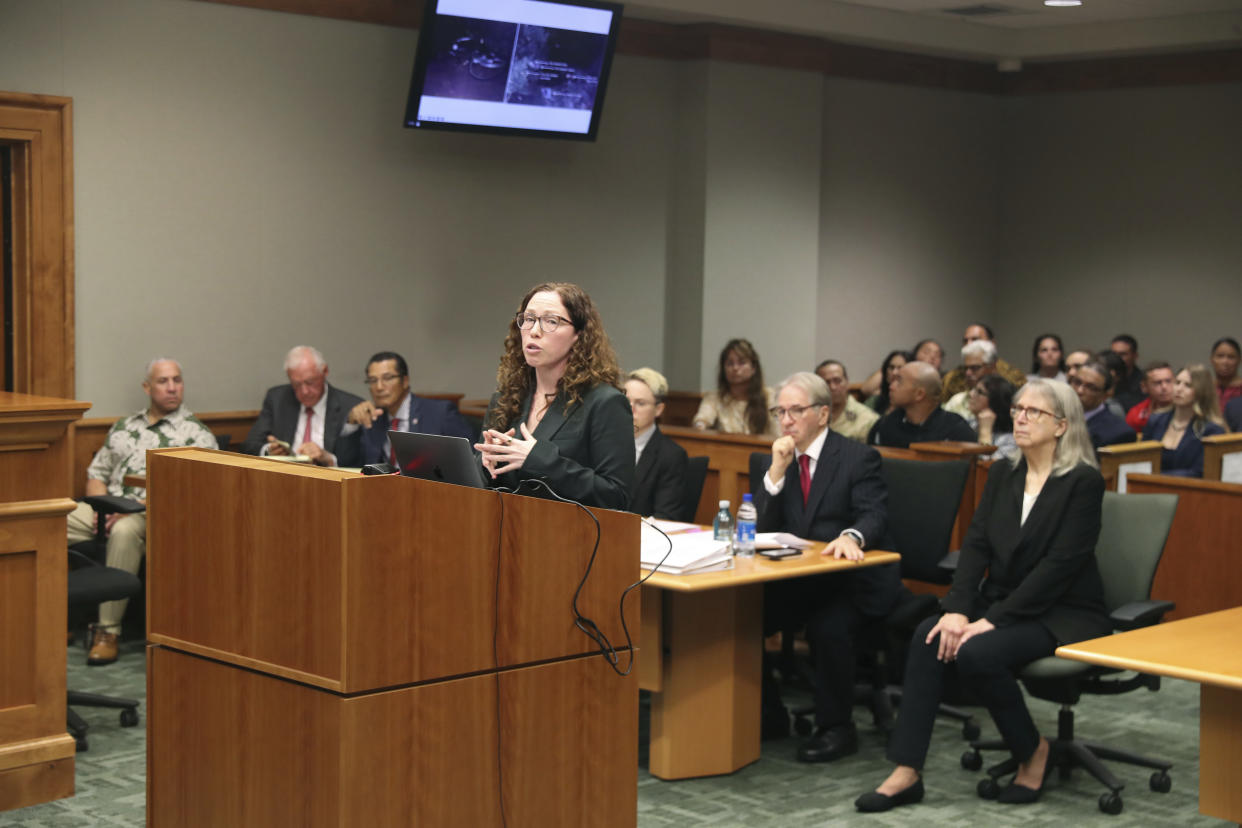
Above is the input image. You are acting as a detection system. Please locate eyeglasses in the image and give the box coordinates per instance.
[769,404,823,420]
[1010,405,1060,423]
[515,312,572,333]
[1068,376,1103,393]
[364,373,402,387]
[628,398,655,409]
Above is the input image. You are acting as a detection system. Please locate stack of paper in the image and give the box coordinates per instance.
[755,532,810,550]
[640,525,733,575]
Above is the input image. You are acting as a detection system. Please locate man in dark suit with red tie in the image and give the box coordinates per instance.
[242,345,364,466]
[754,371,899,764]
[349,351,477,466]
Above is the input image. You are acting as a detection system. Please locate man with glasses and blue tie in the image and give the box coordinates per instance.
[755,372,899,764]
[242,345,365,467]
[348,351,476,466]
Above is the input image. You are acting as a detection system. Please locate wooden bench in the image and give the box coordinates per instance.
[1097,440,1163,491]
[1126,472,1242,620]
[1203,432,1242,482]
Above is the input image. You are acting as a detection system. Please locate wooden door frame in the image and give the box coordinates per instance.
[0,91,74,398]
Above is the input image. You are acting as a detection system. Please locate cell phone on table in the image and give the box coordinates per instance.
[758,547,801,560]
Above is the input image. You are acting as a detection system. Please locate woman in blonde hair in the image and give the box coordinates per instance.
[476,282,634,509]
[857,379,1109,811]
[1142,363,1226,478]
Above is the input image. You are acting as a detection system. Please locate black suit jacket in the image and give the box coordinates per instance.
[942,460,1111,645]
[358,394,477,466]
[241,383,364,466]
[1226,397,1242,433]
[752,430,900,617]
[629,426,688,520]
[487,384,635,511]
[1086,409,1135,450]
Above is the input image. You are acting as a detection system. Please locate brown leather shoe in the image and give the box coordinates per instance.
[87,628,119,666]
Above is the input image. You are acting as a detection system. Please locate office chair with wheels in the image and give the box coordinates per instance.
[66,495,145,751]
[677,456,710,523]
[961,491,1179,815]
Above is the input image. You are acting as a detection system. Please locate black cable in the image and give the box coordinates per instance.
[509,479,675,677]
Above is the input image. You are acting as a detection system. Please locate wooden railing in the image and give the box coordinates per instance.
[1202,432,1242,482]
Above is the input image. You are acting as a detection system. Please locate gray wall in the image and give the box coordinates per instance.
[2,0,1240,417]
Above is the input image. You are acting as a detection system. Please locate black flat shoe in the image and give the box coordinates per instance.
[855,778,924,812]
[996,780,1041,804]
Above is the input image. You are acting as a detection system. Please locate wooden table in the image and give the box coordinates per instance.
[639,542,899,780]
[1056,607,1242,823]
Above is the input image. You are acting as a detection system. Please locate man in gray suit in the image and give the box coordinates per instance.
[242,345,364,467]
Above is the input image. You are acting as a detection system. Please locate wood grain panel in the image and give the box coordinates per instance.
[0,94,74,399]
[1199,684,1242,822]
[1126,473,1242,620]
[0,550,36,712]
[0,756,74,813]
[149,646,635,827]
[1202,432,1242,481]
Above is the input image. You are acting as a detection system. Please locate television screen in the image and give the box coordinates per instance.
[404,0,623,141]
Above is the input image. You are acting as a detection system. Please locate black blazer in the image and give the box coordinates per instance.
[942,460,1111,645]
[1225,396,1242,432]
[358,394,477,466]
[1086,409,1135,450]
[486,384,635,511]
[630,426,688,520]
[241,383,364,466]
[752,430,900,617]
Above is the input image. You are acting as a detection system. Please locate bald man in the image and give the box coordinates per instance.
[868,361,976,448]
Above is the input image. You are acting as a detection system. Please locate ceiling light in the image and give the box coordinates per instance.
[1044,1,1083,6]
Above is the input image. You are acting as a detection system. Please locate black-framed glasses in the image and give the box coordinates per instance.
[515,312,572,333]
[364,373,402,387]
[1069,376,1103,393]
[1010,405,1060,423]
[769,404,823,420]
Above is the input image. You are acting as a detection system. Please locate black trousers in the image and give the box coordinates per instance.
[886,614,1056,770]
[764,573,872,729]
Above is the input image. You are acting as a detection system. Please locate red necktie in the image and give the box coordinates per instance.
[303,408,313,446]
[799,454,812,506]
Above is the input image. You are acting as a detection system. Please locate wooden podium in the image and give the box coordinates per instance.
[0,391,89,812]
[144,448,639,827]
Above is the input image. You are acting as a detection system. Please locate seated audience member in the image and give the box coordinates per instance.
[914,339,945,375]
[941,324,1025,398]
[1095,350,1130,418]
[625,368,688,520]
[864,350,913,415]
[67,358,217,666]
[1143,364,1227,478]
[1210,337,1242,409]
[816,359,879,443]
[1109,335,1145,412]
[943,340,999,426]
[241,345,364,466]
[1063,349,1092,383]
[692,338,778,436]
[856,379,1109,812]
[1125,361,1174,433]
[970,375,1019,461]
[1226,396,1242,432]
[349,351,475,466]
[1027,333,1066,383]
[868,362,976,448]
[756,372,898,763]
[1070,359,1135,450]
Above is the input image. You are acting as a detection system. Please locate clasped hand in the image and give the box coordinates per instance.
[927,612,995,662]
[475,424,537,478]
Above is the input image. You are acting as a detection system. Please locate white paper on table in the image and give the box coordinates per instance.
[755,532,811,550]
[1117,460,1151,494]
[1222,452,1242,484]
[640,522,731,574]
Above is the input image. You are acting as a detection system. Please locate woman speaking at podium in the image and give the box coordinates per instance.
[475,282,634,510]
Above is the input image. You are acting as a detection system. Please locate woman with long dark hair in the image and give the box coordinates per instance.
[476,282,634,509]
[691,338,777,435]
[1210,337,1242,410]
[1027,334,1065,382]
[969,375,1018,461]
[864,350,913,415]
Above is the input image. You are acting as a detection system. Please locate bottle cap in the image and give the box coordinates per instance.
[742,493,753,502]
[719,500,730,508]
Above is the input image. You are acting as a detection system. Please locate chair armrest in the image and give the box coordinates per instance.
[938,548,960,572]
[1110,599,1175,631]
[83,494,146,515]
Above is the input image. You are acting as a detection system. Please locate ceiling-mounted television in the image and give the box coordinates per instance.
[403,0,623,141]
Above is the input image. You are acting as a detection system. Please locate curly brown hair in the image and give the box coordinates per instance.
[488,282,621,430]
[716,338,769,435]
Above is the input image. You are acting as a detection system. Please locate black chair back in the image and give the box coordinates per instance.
[880,457,971,584]
[679,456,710,523]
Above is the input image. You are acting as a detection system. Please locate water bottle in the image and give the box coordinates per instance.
[712,500,733,543]
[735,493,757,558]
